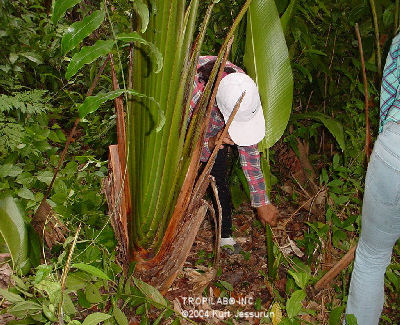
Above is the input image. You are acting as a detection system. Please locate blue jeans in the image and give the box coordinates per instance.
[345,122,400,324]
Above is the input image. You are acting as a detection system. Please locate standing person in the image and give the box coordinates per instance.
[190,56,279,249]
[345,34,400,324]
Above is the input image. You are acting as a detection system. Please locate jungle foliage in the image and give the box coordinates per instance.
[0,0,400,324]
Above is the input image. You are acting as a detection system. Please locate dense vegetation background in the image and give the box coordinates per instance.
[0,0,399,324]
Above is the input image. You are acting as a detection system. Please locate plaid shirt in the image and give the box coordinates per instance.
[380,33,400,132]
[190,56,269,207]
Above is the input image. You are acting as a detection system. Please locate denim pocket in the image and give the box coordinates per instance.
[365,152,400,206]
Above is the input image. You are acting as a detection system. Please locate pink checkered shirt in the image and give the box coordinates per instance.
[190,56,269,207]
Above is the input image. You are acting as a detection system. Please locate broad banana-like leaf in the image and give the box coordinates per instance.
[61,10,105,55]
[293,112,346,151]
[244,0,293,150]
[65,40,114,80]
[52,0,83,24]
[0,196,30,273]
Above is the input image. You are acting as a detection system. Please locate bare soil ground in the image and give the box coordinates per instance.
[163,199,337,325]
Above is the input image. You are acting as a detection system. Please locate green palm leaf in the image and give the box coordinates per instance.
[132,0,149,33]
[281,0,298,33]
[65,40,114,80]
[78,90,126,118]
[116,32,163,73]
[0,196,29,273]
[61,10,105,55]
[243,0,293,150]
[82,312,112,325]
[78,90,163,130]
[52,0,83,24]
[293,112,346,151]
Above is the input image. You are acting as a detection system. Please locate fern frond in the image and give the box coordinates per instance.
[0,90,51,114]
[0,114,25,155]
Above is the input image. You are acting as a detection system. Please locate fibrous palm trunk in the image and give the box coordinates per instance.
[125,0,252,290]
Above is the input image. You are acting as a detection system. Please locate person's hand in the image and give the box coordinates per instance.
[208,131,234,151]
[256,204,278,227]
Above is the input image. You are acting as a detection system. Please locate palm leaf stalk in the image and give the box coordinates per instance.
[140,1,211,246]
[369,0,381,76]
[129,0,202,251]
[129,0,249,250]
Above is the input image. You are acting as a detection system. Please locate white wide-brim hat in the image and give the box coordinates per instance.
[216,73,265,146]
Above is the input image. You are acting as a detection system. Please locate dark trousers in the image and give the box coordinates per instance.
[210,146,232,238]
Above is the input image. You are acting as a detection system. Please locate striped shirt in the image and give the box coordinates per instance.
[380,33,400,132]
[191,56,269,207]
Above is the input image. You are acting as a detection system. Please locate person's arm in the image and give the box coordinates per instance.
[237,145,278,226]
[200,105,225,162]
